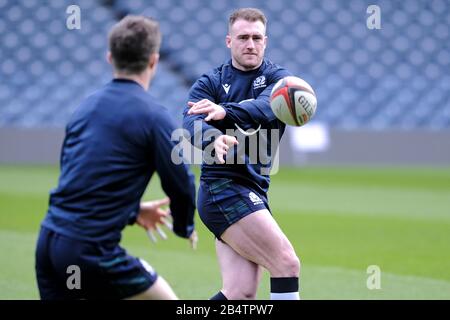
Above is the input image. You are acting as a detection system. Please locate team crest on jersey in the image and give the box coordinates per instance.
[249,192,263,205]
[253,76,266,90]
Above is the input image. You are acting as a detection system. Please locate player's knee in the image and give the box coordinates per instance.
[235,289,257,300]
[222,281,258,300]
[223,288,257,300]
[291,255,301,276]
[278,252,300,277]
[240,290,257,300]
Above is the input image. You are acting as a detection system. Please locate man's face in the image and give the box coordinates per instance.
[226,19,267,71]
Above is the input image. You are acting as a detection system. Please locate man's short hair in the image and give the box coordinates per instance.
[228,8,267,32]
[108,15,161,74]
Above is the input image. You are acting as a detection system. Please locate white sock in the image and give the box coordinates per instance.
[270,277,300,300]
[270,292,300,300]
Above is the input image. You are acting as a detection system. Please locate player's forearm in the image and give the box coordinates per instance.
[183,113,223,150]
[171,199,196,238]
[126,202,142,225]
[221,82,277,126]
[163,171,196,238]
[221,100,276,127]
[154,146,196,238]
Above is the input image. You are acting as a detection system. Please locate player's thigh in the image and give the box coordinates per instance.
[216,239,262,299]
[35,227,75,299]
[220,209,297,273]
[125,275,177,300]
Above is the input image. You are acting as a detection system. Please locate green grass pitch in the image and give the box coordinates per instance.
[1,165,449,299]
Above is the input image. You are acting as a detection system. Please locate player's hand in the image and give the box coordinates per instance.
[214,135,239,164]
[187,99,226,121]
[137,197,172,242]
[189,230,198,250]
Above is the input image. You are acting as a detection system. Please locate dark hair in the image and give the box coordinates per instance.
[228,8,267,32]
[108,15,161,74]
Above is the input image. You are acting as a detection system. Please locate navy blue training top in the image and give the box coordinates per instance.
[183,59,291,194]
[42,79,196,244]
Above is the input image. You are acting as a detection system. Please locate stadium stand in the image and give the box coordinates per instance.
[0,0,449,129]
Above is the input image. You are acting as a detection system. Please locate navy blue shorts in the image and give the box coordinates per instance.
[198,178,270,239]
[35,227,158,300]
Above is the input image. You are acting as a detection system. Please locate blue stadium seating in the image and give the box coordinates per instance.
[0,0,189,126]
[0,0,449,129]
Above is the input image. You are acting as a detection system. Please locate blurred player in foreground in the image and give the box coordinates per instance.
[184,8,300,300]
[35,15,197,300]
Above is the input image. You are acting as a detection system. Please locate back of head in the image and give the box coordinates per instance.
[108,15,161,75]
[228,7,267,33]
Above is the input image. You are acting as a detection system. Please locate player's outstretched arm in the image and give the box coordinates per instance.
[183,76,223,150]
[188,86,276,129]
[152,109,197,241]
[221,69,292,127]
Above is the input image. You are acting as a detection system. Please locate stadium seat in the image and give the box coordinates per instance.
[0,0,449,129]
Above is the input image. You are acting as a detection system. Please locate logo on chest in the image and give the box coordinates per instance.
[253,76,267,90]
[222,83,231,94]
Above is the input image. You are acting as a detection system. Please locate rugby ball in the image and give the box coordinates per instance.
[270,76,317,126]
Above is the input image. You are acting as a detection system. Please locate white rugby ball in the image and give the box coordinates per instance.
[270,76,317,126]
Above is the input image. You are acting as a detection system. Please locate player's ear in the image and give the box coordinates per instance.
[106,51,113,65]
[226,35,232,49]
[149,53,159,69]
[264,35,268,48]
